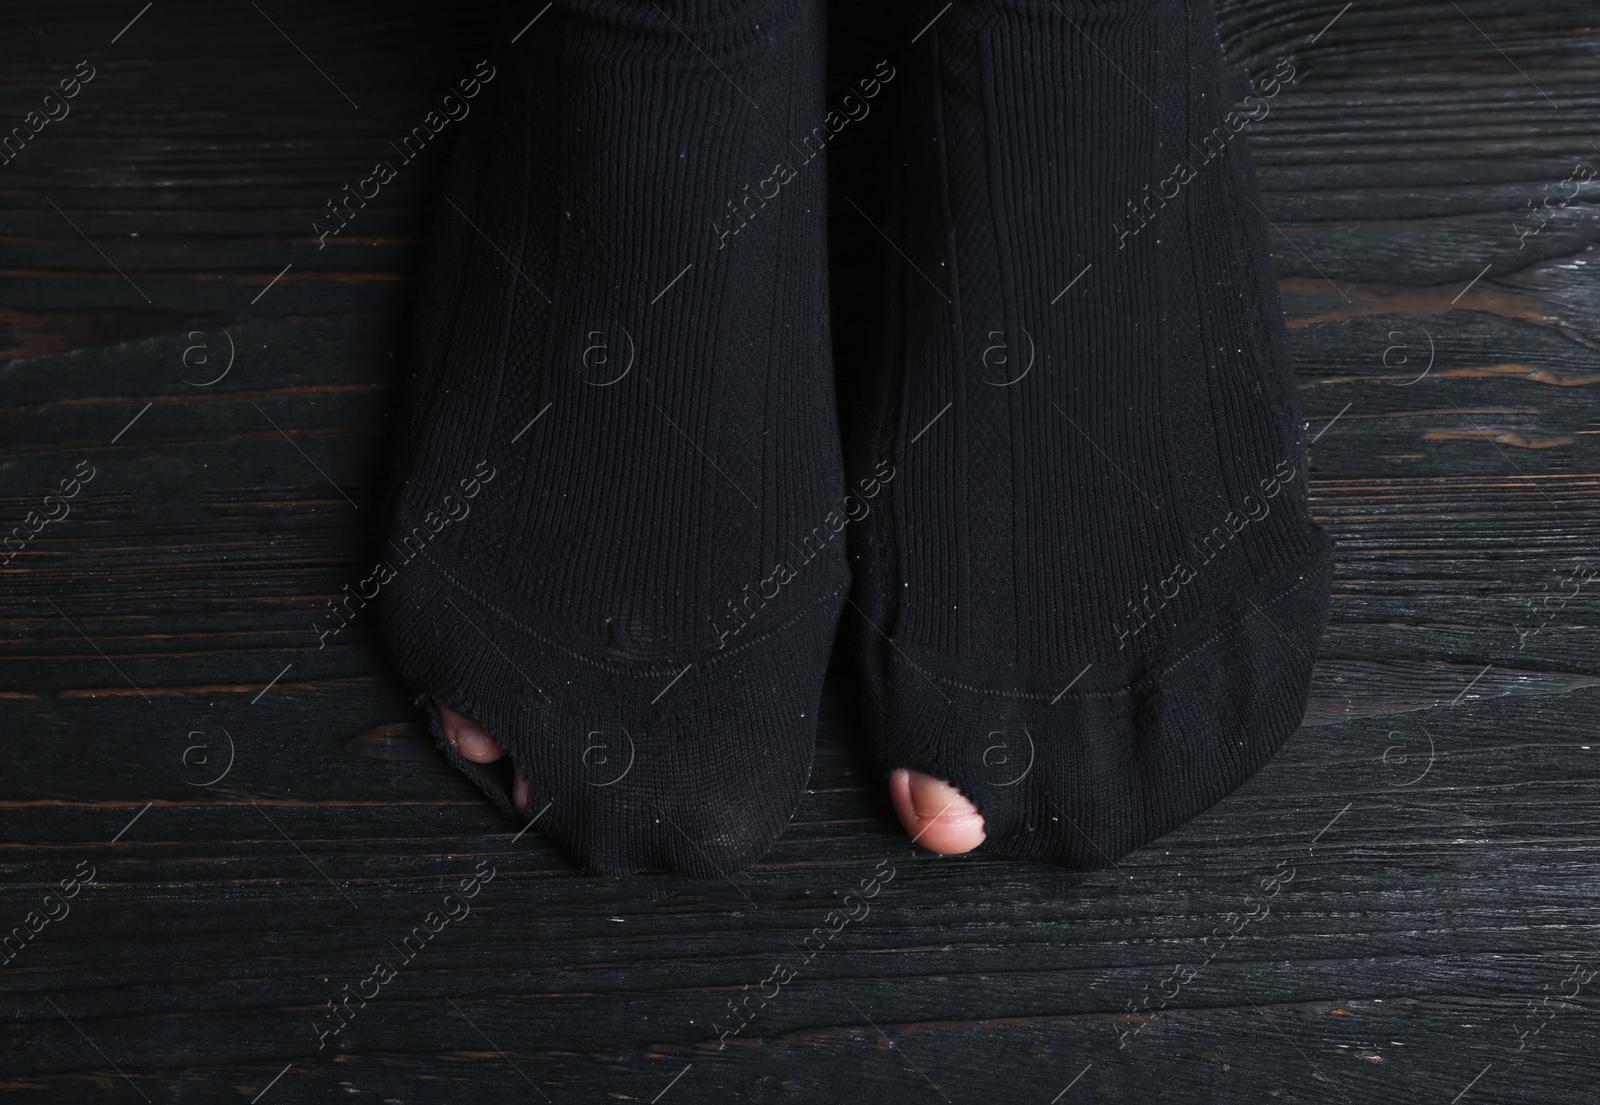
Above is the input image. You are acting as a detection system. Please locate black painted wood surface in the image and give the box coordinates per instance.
[3,1,1599,1102]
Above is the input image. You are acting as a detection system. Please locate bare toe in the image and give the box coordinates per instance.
[512,767,533,815]
[437,705,507,764]
[890,768,986,854]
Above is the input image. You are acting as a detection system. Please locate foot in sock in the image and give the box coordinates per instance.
[380,0,846,877]
[857,0,1333,863]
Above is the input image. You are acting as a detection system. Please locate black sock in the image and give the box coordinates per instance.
[380,0,845,876]
[850,0,1334,867]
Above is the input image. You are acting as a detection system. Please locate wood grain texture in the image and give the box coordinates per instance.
[2,1,1599,1102]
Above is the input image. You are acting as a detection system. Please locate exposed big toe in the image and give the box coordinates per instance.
[438,705,507,763]
[890,768,986,854]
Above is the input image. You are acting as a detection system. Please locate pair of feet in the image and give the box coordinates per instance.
[378,0,1333,876]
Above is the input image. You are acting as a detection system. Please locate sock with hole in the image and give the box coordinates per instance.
[379,0,846,876]
[850,0,1334,866]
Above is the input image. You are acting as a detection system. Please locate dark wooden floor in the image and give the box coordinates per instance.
[4,1,1600,1101]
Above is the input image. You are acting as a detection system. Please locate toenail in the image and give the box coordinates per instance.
[436,705,506,763]
[907,772,980,820]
